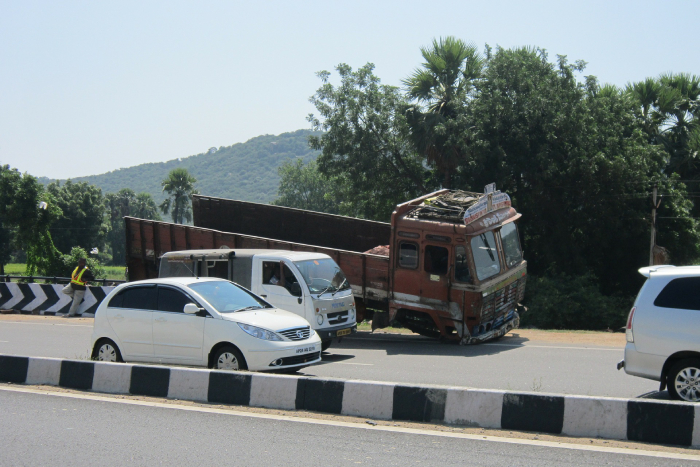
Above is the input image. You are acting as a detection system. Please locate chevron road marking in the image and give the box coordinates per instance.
[2,284,25,310]
[46,287,73,312]
[22,285,46,311]
[78,289,97,314]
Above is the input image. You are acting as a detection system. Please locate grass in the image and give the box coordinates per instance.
[2,263,126,281]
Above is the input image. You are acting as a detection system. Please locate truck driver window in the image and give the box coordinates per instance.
[262,261,282,285]
[398,242,418,269]
[424,245,448,275]
[282,263,302,297]
[454,245,472,283]
[500,223,523,268]
[471,232,501,281]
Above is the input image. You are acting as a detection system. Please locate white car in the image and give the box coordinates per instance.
[620,265,700,402]
[90,277,322,371]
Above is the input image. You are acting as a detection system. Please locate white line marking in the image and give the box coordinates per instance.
[0,340,8,343]
[0,385,697,461]
[0,321,92,328]
[334,362,374,366]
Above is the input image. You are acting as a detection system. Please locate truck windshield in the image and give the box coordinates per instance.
[294,258,350,295]
[500,223,523,268]
[160,258,195,277]
[471,232,501,281]
[189,281,271,313]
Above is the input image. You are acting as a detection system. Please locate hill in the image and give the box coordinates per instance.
[39,129,319,205]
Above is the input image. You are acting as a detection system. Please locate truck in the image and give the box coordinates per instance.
[157,248,357,350]
[125,184,526,344]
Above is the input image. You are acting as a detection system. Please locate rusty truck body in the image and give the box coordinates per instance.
[125,185,526,344]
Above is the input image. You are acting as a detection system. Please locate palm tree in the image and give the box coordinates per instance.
[403,37,484,189]
[159,168,198,224]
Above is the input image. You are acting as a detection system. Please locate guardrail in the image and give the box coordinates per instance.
[1,275,126,285]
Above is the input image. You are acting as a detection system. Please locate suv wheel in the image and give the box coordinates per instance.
[668,359,700,402]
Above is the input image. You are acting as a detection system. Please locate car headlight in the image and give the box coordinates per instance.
[316,314,324,325]
[238,323,282,341]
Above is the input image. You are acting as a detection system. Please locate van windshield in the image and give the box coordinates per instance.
[189,281,271,313]
[294,258,350,295]
[160,258,196,277]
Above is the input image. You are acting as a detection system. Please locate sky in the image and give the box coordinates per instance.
[1,0,699,180]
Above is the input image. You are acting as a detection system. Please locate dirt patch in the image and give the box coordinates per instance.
[503,329,626,347]
[3,383,696,456]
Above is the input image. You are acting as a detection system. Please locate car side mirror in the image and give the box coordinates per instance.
[183,303,200,314]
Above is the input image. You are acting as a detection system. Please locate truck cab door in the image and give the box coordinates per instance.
[421,244,450,301]
[258,260,306,318]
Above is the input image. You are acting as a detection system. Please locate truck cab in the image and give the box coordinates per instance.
[158,249,357,350]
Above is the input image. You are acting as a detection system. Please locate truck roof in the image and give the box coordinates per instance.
[160,248,330,261]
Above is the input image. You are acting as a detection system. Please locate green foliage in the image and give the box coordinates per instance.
[46,180,108,258]
[273,159,340,213]
[104,189,161,265]
[40,130,320,206]
[308,63,429,221]
[42,246,106,280]
[159,168,198,224]
[521,272,632,330]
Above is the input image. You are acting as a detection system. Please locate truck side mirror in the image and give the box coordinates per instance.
[290,282,302,297]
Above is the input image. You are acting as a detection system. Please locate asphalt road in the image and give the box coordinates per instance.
[0,317,661,399]
[1,388,695,467]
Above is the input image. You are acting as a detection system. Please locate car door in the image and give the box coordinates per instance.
[105,285,156,360]
[152,285,206,364]
[258,260,304,316]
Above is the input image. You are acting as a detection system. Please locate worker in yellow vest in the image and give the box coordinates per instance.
[63,258,95,317]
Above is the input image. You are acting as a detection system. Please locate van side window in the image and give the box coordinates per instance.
[424,245,449,275]
[654,278,700,311]
[454,245,472,283]
[398,242,418,269]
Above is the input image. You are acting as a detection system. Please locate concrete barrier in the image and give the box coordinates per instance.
[0,283,114,315]
[0,353,695,447]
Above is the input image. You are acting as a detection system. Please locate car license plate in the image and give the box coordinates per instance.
[337,328,352,337]
[296,345,316,354]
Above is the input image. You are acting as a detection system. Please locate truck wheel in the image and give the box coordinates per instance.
[668,359,700,402]
[321,339,332,352]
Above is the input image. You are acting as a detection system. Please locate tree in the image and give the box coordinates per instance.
[46,180,107,258]
[308,63,429,221]
[0,165,62,275]
[273,159,340,213]
[403,37,484,188]
[104,189,161,265]
[159,168,198,224]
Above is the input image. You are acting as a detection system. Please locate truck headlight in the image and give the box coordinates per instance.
[238,323,282,341]
[316,314,324,325]
[349,308,355,321]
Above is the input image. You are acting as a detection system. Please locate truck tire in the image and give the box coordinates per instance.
[321,339,332,352]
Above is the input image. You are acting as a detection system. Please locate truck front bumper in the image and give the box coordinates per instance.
[316,323,357,340]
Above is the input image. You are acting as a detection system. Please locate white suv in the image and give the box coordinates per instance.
[620,265,700,402]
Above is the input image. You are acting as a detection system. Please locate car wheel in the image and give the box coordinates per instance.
[213,346,247,371]
[321,339,332,352]
[668,359,700,402]
[92,339,123,363]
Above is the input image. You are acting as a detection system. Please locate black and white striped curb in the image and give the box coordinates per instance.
[0,354,697,447]
[0,284,114,315]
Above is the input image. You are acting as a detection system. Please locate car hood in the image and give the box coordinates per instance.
[219,307,311,330]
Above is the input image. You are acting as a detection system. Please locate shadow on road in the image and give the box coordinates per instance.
[329,331,530,358]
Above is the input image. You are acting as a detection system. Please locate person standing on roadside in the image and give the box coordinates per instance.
[63,258,94,317]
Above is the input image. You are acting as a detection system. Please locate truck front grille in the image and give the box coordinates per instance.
[279,326,311,341]
[327,311,349,325]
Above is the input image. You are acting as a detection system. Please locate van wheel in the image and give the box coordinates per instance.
[213,346,247,371]
[92,339,123,363]
[668,359,700,402]
[321,339,332,352]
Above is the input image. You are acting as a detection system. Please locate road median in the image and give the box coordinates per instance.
[0,353,695,447]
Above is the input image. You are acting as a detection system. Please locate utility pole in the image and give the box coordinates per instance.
[649,184,658,266]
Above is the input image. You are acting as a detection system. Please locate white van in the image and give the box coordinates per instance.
[159,249,357,350]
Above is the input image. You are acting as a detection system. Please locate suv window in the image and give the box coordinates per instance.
[158,287,196,313]
[653,277,700,311]
[112,286,157,310]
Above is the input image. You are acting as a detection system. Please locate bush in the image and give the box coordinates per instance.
[521,272,633,330]
[41,247,106,280]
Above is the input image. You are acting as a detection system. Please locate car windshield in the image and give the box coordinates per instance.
[471,231,501,281]
[293,258,350,295]
[188,281,271,313]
